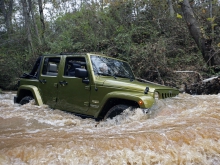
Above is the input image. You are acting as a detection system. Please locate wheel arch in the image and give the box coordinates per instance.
[96,97,139,120]
[16,85,43,105]
[94,91,155,119]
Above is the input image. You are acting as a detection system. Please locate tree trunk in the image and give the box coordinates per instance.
[179,0,215,67]
[0,0,14,33]
[28,0,41,45]
[21,0,33,54]
[209,0,214,38]
[167,0,175,17]
[38,0,45,43]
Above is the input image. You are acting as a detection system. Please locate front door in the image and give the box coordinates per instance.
[38,56,61,108]
[55,56,91,113]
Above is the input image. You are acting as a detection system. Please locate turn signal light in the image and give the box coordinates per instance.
[138,100,144,105]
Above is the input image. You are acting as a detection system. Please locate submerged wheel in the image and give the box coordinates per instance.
[104,104,130,120]
[19,96,34,105]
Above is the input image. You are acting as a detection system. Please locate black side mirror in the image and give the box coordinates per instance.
[75,68,88,78]
[75,68,89,84]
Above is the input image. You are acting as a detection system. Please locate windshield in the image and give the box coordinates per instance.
[90,55,135,80]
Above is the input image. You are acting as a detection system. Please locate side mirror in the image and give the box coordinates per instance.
[75,68,90,84]
[75,68,88,78]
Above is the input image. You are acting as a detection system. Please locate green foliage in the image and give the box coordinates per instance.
[0,55,20,89]
[0,0,219,89]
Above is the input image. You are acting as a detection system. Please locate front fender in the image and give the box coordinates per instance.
[17,85,43,106]
[95,91,155,117]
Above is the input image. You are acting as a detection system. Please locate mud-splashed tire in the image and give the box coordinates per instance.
[104,104,130,120]
[20,96,34,105]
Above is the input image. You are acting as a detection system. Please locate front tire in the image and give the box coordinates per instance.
[19,96,34,105]
[104,104,130,120]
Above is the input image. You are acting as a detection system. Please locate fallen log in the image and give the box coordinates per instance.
[174,71,220,95]
[202,76,218,83]
[186,76,220,95]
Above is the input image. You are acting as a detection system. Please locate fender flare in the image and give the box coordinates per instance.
[17,85,43,106]
[94,91,155,118]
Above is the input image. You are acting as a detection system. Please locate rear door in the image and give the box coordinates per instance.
[55,56,91,113]
[38,56,61,108]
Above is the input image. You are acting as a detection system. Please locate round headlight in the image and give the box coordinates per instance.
[154,92,159,100]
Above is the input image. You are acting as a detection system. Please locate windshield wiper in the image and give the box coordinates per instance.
[98,71,134,81]
[130,77,134,82]
[97,72,112,76]
[114,74,128,79]
[111,73,117,79]
[114,74,134,81]
[98,72,117,79]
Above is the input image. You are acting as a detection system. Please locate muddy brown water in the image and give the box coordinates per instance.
[0,92,219,165]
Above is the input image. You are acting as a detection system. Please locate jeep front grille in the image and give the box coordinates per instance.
[161,92,176,99]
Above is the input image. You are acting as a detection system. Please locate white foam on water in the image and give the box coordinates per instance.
[0,92,220,165]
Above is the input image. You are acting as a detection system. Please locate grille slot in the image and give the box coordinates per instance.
[161,92,173,99]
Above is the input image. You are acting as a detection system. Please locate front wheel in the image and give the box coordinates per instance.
[104,104,130,120]
[19,96,34,105]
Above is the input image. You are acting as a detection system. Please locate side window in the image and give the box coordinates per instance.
[42,57,60,76]
[64,57,86,77]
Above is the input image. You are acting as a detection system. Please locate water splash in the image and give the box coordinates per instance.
[0,92,219,165]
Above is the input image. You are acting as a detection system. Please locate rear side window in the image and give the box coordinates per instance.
[42,57,60,76]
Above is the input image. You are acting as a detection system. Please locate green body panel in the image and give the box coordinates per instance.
[16,53,179,119]
[55,54,92,113]
[37,56,61,108]
[56,76,91,113]
[38,75,59,108]
[19,79,39,87]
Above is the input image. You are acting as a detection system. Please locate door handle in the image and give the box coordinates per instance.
[59,80,68,86]
[39,79,47,84]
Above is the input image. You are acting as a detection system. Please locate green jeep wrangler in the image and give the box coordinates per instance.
[14,53,179,120]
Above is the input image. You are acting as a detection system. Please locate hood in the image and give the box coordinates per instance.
[102,78,176,93]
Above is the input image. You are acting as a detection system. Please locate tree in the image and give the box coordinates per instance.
[38,0,45,44]
[167,0,175,17]
[0,0,14,33]
[179,0,215,66]
[28,0,41,45]
[21,0,33,53]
